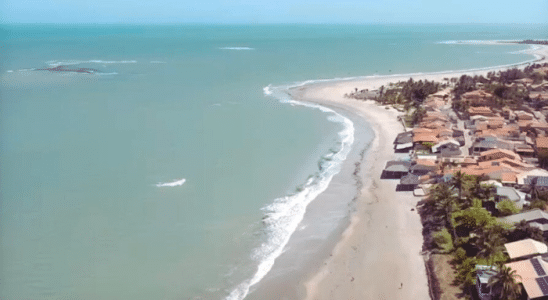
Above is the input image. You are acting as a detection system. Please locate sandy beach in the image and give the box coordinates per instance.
[288,44,548,300]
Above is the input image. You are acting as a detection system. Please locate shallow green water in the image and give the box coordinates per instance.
[1,24,546,299]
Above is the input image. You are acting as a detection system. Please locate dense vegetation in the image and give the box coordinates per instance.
[419,173,548,299]
[451,64,548,114]
[344,59,548,299]
[346,78,443,125]
[346,63,548,125]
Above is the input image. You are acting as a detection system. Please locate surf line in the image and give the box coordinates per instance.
[156,178,186,187]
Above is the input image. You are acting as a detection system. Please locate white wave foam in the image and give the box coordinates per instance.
[509,45,541,55]
[95,72,119,76]
[150,61,167,64]
[226,84,354,300]
[219,47,255,50]
[155,178,186,187]
[6,70,13,73]
[438,40,544,58]
[436,40,499,45]
[436,40,488,45]
[260,47,542,93]
[263,85,273,95]
[227,38,545,298]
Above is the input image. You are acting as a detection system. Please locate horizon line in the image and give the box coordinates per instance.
[2,21,548,26]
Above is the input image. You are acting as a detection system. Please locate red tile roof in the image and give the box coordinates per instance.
[501,172,517,183]
[469,106,493,116]
[413,134,439,143]
[415,159,437,167]
[479,148,520,161]
[537,137,548,149]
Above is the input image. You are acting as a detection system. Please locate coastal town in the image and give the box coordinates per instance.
[347,62,548,300]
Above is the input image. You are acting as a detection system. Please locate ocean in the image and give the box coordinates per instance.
[1,24,547,299]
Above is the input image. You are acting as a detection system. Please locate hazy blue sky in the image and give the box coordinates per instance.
[1,0,547,24]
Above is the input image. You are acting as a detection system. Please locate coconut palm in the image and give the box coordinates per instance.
[477,234,504,265]
[470,175,492,201]
[530,176,540,201]
[488,264,522,300]
[426,183,458,239]
[509,220,545,243]
[451,170,466,200]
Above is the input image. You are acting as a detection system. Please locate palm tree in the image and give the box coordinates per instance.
[470,175,492,200]
[477,234,504,266]
[450,170,466,200]
[488,264,522,300]
[530,177,540,201]
[427,183,458,239]
[510,220,545,243]
[411,105,426,125]
[378,85,385,104]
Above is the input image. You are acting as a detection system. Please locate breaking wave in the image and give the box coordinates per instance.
[219,47,255,51]
[155,178,186,187]
[436,40,492,45]
[225,82,354,300]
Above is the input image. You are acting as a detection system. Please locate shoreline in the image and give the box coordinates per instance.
[292,86,428,300]
[279,40,547,96]
[246,90,378,300]
[287,45,548,300]
[243,43,548,300]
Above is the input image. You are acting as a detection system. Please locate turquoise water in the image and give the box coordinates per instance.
[1,24,547,299]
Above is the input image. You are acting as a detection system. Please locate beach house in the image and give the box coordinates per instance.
[504,256,548,299]
[475,265,498,300]
[505,239,548,261]
[502,209,548,239]
[461,90,494,106]
[469,106,495,117]
[479,148,521,162]
[382,160,411,179]
[476,239,548,300]
[471,137,514,156]
[495,186,526,209]
[530,92,548,101]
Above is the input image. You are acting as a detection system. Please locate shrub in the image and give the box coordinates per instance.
[497,199,520,216]
[453,247,468,264]
[433,228,454,253]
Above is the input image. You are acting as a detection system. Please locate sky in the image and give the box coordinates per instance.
[1,0,547,24]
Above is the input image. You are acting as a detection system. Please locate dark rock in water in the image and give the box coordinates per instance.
[35,65,99,74]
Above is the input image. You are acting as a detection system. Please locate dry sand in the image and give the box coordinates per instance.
[290,45,548,300]
[293,84,429,300]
